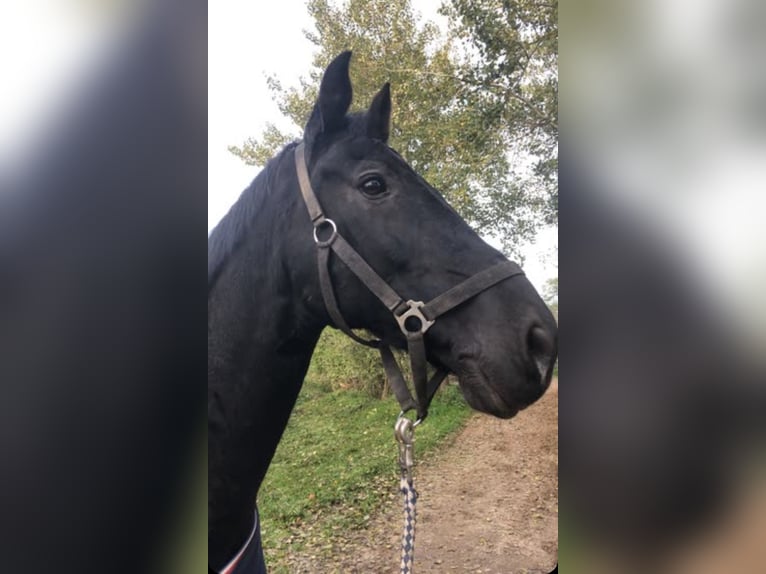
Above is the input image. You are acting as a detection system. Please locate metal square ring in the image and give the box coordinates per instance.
[395,300,435,336]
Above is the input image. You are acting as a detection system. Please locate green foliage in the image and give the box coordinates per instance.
[441,0,559,224]
[305,328,386,397]
[258,381,471,569]
[548,301,558,323]
[306,328,420,398]
[544,276,558,304]
[230,0,558,257]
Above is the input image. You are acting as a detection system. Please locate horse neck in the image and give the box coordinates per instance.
[208,152,324,561]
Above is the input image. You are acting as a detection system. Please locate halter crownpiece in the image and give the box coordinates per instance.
[294,142,524,420]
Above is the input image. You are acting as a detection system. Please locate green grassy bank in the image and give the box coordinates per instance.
[258,381,471,569]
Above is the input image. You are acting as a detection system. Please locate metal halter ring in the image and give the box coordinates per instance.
[313,218,338,247]
[395,300,435,336]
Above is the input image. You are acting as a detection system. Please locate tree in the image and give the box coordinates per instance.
[440,0,558,225]
[543,276,558,303]
[230,0,557,256]
[543,276,558,319]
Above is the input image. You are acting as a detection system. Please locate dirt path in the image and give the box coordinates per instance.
[288,380,558,573]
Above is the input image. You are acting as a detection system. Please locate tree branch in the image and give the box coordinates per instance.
[384,67,558,132]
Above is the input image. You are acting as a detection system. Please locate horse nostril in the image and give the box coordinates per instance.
[527,325,556,386]
[526,325,555,378]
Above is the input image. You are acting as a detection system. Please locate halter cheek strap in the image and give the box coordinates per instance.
[294,143,524,421]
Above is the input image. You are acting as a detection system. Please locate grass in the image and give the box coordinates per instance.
[257,381,472,570]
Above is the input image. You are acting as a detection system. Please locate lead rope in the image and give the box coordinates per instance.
[395,416,418,574]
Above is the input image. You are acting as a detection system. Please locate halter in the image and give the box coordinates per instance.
[295,143,525,421]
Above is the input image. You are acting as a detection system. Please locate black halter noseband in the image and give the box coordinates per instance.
[295,143,524,421]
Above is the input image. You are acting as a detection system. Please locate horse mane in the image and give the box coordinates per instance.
[208,141,299,293]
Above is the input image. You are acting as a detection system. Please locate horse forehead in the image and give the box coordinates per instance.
[328,136,401,165]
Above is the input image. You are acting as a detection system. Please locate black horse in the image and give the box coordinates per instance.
[208,51,558,573]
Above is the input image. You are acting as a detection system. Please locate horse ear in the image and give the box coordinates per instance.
[304,51,353,146]
[366,82,391,143]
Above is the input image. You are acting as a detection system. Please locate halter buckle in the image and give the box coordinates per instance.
[395,300,435,336]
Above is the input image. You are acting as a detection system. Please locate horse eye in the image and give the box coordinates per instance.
[359,175,386,196]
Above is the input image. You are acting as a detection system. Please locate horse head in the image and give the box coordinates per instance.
[287,51,557,418]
